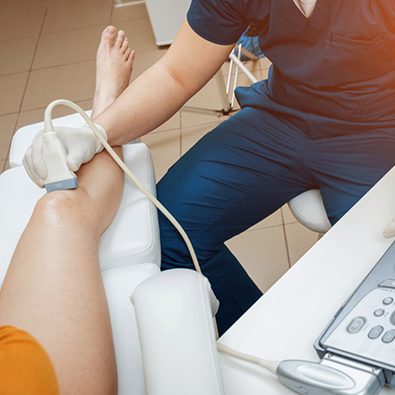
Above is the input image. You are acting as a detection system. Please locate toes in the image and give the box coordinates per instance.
[124,46,132,59]
[115,30,125,48]
[127,50,135,65]
[121,38,129,54]
[100,26,117,48]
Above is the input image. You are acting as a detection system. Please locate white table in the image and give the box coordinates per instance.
[218,166,395,394]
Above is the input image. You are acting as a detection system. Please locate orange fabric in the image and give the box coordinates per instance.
[0,325,59,395]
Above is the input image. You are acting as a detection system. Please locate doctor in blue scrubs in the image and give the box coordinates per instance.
[24,0,395,335]
[157,0,395,334]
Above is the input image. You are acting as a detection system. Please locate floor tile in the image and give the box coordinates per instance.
[4,156,11,171]
[0,0,47,12]
[16,99,93,131]
[182,79,225,127]
[181,71,247,129]
[0,38,37,76]
[111,3,148,23]
[285,222,319,266]
[185,78,223,108]
[48,0,85,3]
[16,108,46,131]
[282,204,298,224]
[130,47,167,81]
[22,61,96,111]
[141,129,180,182]
[226,225,290,293]
[151,112,180,134]
[249,209,283,231]
[0,6,46,42]
[33,25,106,70]
[258,57,272,70]
[180,111,229,130]
[0,114,18,160]
[0,73,29,116]
[261,68,269,79]
[116,18,158,53]
[42,0,112,35]
[53,99,94,118]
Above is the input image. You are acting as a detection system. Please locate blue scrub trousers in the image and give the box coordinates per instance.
[157,107,395,334]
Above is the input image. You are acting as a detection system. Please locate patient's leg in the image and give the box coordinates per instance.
[0,26,134,395]
[0,147,124,395]
[92,25,134,118]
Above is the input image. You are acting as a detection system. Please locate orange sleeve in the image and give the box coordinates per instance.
[0,325,59,395]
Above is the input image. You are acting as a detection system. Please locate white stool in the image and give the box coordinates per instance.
[288,190,332,234]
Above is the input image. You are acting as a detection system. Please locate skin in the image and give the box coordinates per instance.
[93,21,236,145]
[0,20,234,394]
[0,148,124,395]
[0,28,133,395]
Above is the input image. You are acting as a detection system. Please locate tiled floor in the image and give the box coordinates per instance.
[0,0,319,293]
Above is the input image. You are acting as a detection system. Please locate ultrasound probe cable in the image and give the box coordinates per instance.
[42,100,372,395]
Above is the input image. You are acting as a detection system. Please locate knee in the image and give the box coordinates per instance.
[33,190,95,230]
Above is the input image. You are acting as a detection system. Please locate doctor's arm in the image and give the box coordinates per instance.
[93,20,235,146]
[23,20,235,185]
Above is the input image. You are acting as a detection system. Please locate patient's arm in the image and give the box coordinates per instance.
[94,20,235,146]
[0,147,124,395]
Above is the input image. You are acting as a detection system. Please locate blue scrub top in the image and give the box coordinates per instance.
[187,0,395,136]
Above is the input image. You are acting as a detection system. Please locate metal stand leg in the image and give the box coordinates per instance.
[228,52,258,85]
[182,46,259,118]
[182,69,238,118]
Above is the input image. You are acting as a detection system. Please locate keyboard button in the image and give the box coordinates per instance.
[382,330,395,343]
[374,309,385,317]
[368,326,384,339]
[390,311,395,325]
[347,317,366,333]
[383,297,394,305]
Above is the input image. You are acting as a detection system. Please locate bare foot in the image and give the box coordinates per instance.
[91,26,135,118]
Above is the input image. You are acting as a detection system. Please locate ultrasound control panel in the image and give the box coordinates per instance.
[321,286,395,368]
[315,242,395,387]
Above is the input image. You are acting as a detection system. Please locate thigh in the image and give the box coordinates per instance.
[310,131,395,224]
[157,107,314,262]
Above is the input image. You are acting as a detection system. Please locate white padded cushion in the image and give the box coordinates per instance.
[288,189,331,233]
[131,269,224,395]
[0,143,160,283]
[99,144,161,271]
[9,111,92,168]
[102,264,160,395]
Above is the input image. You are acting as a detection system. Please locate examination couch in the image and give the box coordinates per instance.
[0,111,225,395]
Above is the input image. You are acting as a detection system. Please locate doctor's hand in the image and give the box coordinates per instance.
[383,217,395,239]
[22,123,107,188]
